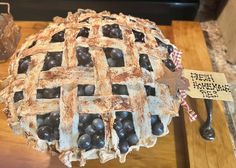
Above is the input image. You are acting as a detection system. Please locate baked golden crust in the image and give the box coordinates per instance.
[0,9,183,167]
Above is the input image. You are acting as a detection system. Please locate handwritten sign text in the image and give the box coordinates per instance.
[183,69,233,101]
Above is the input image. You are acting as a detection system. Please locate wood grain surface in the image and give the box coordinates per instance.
[0,22,188,168]
[172,21,236,168]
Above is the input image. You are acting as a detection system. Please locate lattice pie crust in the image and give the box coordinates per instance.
[0,9,186,167]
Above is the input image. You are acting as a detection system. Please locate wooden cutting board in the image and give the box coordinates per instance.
[0,21,235,168]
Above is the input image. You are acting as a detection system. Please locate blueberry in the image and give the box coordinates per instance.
[92,134,105,149]
[42,89,55,99]
[37,126,52,141]
[48,59,57,69]
[144,85,156,96]
[76,47,93,67]
[102,24,122,39]
[110,28,122,38]
[54,91,60,98]
[77,27,90,38]
[107,58,117,67]
[119,141,129,154]
[50,112,60,128]
[116,111,129,119]
[92,114,101,119]
[104,48,124,67]
[37,118,44,127]
[117,129,126,139]
[44,116,53,127]
[141,54,149,61]
[77,85,85,96]
[167,45,174,54]
[37,87,60,99]
[78,134,91,149]
[110,48,123,59]
[84,85,95,96]
[78,122,85,130]
[54,52,63,61]
[92,118,104,131]
[112,85,120,94]
[53,128,60,140]
[132,29,145,42]
[107,58,116,67]
[85,62,94,67]
[152,122,164,136]
[162,59,176,72]
[127,133,139,146]
[113,120,123,131]
[112,84,129,95]
[139,54,153,72]
[14,91,24,103]
[78,122,87,135]
[80,53,91,63]
[36,92,43,99]
[50,30,65,43]
[151,115,158,125]
[116,59,125,67]
[85,125,96,135]
[115,117,123,122]
[42,52,62,71]
[79,114,92,123]
[123,120,134,132]
[18,56,31,74]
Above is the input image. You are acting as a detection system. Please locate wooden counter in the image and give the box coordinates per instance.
[0,21,235,168]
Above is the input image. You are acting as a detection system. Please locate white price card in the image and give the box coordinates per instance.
[182,69,233,101]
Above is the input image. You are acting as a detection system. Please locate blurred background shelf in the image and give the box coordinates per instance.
[1,0,199,24]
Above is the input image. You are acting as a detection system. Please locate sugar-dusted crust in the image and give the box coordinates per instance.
[0,9,182,167]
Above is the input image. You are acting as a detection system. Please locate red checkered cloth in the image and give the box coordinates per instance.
[170,48,197,121]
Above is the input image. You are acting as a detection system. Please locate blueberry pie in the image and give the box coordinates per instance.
[0,9,189,167]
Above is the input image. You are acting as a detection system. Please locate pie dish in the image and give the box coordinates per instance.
[0,9,189,167]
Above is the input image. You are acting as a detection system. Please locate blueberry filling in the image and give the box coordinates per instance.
[151,115,164,136]
[113,111,139,153]
[139,54,153,72]
[14,91,24,103]
[167,45,174,54]
[132,29,145,43]
[42,52,62,71]
[50,30,65,43]
[76,27,90,38]
[76,46,93,67]
[77,114,105,150]
[112,84,129,95]
[102,16,116,20]
[77,85,95,96]
[162,58,176,72]
[37,112,60,141]
[155,38,174,54]
[102,24,122,39]
[103,48,124,67]
[144,85,156,96]
[28,41,37,49]
[36,87,60,99]
[155,38,166,47]
[18,56,31,74]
